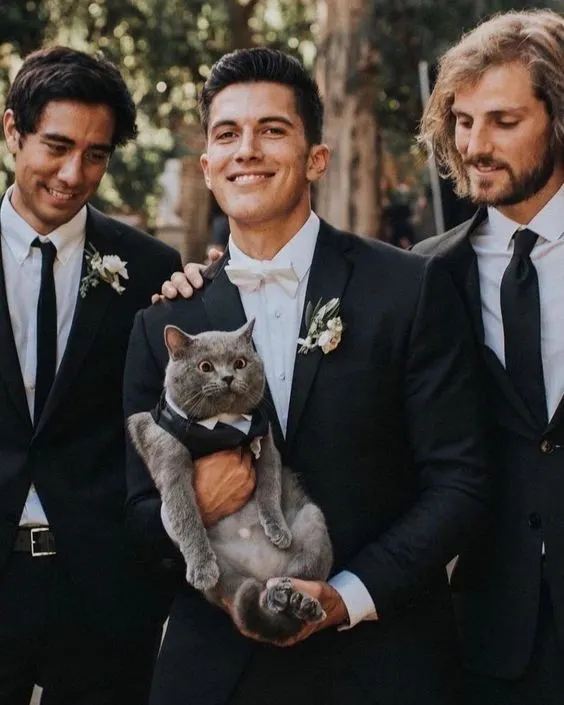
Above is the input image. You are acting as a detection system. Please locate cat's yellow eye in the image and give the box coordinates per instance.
[233,358,247,370]
[198,360,214,372]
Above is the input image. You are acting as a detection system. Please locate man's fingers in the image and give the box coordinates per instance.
[158,280,177,299]
[170,271,198,299]
[151,293,164,304]
[183,262,206,288]
[208,247,223,263]
[282,578,322,599]
[246,464,256,486]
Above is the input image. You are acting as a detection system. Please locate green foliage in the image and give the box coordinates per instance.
[0,0,315,223]
[363,0,564,138]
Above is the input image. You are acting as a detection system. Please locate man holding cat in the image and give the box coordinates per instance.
[124,47,490,705]
[0,47,189,705]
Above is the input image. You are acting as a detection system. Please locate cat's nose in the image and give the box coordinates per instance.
[223,375,234,386]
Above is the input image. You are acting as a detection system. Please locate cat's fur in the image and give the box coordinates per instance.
[127,320,333,640]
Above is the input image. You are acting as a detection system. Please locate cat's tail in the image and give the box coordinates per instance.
[234,577,326,642]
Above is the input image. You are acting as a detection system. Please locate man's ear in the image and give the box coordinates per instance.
[3,110,20,155]
[306,143,330,184]
[164,325,193,360]
[200,153,212,190]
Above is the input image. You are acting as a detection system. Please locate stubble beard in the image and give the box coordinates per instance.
[464,142,556,207]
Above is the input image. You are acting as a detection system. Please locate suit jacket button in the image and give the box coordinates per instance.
[540,439,554,454]
[528,512,542,530]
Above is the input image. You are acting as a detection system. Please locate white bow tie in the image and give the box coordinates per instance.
[225,259,300,297]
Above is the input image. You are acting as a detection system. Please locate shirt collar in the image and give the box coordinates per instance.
[0,185,86,265]
[486,183,564,249]
[227,211,320,282]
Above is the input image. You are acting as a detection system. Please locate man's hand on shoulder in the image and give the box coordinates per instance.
[151,247,223,304]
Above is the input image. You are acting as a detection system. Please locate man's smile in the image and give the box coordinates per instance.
[45,186,79,201]
[227,172,275,184]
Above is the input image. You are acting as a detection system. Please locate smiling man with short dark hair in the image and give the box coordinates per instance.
[0,46,183,705]
[125,47,489,705]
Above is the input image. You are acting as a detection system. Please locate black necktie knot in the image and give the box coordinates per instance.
[512,228,538,259]
[32,237,57,265]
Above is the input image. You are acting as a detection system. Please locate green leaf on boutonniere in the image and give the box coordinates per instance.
[305,299,314,329]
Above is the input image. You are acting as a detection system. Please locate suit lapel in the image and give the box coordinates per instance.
[548,394,564,438]
[440,209,486,345]
[0,232,32,428]
[285,221,353,452]
[35,208,117,433]
[441,208,540,431]
[202,255,285,450]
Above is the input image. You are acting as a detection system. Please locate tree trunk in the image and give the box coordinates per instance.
[226,0,260,49]
[315,0,381,238]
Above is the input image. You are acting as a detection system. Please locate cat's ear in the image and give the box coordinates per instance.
[164,325,193,360]
[238,318,255,344]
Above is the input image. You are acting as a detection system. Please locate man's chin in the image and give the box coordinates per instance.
[469,180,511,206]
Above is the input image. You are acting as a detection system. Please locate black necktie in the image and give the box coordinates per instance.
[500,228,547,426]
[32,238,57,426]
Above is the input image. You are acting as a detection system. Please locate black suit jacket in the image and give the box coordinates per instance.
[416,211,564,679]
[125,220,489,704]
[0,205,181,640]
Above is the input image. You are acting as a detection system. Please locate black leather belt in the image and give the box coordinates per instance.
[14,527,56,557]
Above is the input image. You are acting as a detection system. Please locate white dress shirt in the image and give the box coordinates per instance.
[227,211,377,627]
[470,185,564,420]
[1,187,86,525]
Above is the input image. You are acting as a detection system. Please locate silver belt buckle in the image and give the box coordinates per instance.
[30,527,55,557]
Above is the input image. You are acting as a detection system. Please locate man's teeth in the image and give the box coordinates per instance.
[233,174,269,184]
[47,188,74,200]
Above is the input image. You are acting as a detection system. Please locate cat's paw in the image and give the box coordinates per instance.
[261,519,292,549]
[262,577,326,623]
[261,577,293,613]
[186,556,220,591]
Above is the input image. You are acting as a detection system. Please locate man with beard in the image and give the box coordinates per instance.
[416,9,564,704]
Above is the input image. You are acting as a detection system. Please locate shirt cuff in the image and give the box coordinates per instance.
[329,570,378,630]
[160,503,180,547]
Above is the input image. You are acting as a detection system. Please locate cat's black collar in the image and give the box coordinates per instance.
[151,393,270,460]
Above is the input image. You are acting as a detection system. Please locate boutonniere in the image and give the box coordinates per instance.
[79,244,129,298]
[297,297,344,355]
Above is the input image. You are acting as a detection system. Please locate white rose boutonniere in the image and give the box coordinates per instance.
[79,244,129,298]
[297,297,344,355]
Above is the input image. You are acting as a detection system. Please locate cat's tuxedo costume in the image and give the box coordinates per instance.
[0,204,181,704]
[416,210,564,703]
[151,395,269,459]
[125,220,490,705]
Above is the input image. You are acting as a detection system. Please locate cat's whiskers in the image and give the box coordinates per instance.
[236,380,267,412]
[186,394,209,420]
[177,388,206,414]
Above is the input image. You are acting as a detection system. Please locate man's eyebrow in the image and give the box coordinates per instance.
[210,115,295,131]
[451,106,526,117]
[40,132,113,152]
[257,115,294,127]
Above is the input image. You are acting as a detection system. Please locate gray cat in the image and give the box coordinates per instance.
[127,319,333,640]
